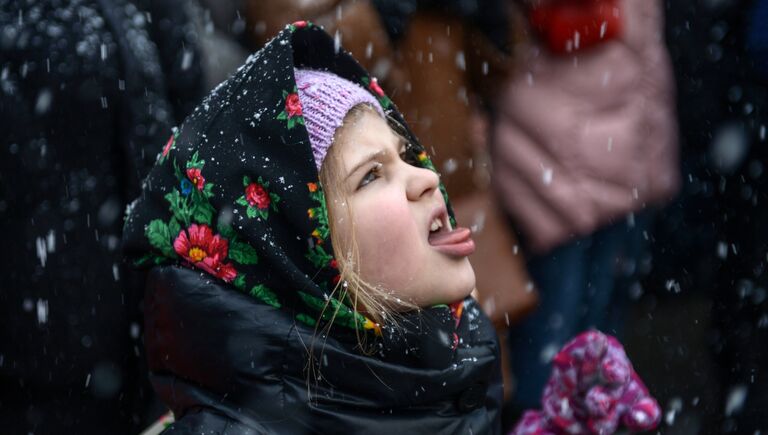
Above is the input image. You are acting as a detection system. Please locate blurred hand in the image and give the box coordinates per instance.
[511,330,660,435]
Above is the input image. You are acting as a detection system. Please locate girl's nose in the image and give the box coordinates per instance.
[405,162,440,201]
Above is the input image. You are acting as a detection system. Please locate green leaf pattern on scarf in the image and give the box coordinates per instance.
[138,149,286,307]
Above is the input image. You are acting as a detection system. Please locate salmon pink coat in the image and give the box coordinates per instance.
[492,0,679,254]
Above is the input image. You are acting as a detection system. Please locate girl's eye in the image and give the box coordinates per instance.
[358,162,383,189]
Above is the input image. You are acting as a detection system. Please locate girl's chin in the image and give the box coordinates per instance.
[455,283,476,302]
[376,260,476,308]
[457,259,477,292]
[438,265,477,304]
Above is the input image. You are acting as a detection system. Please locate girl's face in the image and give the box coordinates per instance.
[325,109,476,308]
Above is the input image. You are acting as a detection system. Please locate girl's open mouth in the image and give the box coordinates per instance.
[427,209,476,257]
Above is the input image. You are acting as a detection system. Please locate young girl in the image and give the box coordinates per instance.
[124,22,659,434]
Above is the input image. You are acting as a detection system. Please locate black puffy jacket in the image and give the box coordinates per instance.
[146,266,502,434]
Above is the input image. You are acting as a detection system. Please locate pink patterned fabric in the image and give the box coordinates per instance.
[294,68,385,170]
[511,330,660,435]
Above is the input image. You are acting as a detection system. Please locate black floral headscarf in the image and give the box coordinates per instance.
[123,21,458,337]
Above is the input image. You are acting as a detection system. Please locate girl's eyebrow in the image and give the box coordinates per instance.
[344,138,406,181]
[345,149,387,181]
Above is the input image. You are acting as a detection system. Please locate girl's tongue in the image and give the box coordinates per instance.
[428,227,476,257]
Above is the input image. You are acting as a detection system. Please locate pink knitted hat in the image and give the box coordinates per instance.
[294,68,385,170]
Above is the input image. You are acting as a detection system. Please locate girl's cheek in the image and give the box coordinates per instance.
[362,193,412,233]
[355,195,422,277]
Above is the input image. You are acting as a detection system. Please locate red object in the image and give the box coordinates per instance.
[173,224,237,282]
[368,78,384,97]
[245,182,270,209]
[162,134,174,157]
[529,0,623,54]
[285,93,302,117]
[186,168,205,191]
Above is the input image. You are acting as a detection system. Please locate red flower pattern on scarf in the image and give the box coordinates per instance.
[173,224,237,282]
[245,182,271,209]
[162,135,174,157]
[285,93,302,117]
[186,168,205,191]
[368,78,384,97]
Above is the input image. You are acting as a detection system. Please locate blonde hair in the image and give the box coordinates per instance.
[318,104,419,330]
[304,105,422,397]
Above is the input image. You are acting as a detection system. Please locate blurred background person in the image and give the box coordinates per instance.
[0,0,204,433]
[481,0,680,424]
[641,0,768,432]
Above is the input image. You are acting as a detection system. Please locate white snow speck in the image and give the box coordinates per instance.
[35,89,52,115]
[443,158,458,175]
[542,167,553,185]
[36,299,48,324]
[665,279,681,293]
[539,342,559,364]
[35,236,47,267]
[334,30,342,53]
[717,241,728,259]
[455,51,466,71]
[365,41,373,59]
[665,396,682,425]
[725,385,748,416]
[181,49,194,71]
